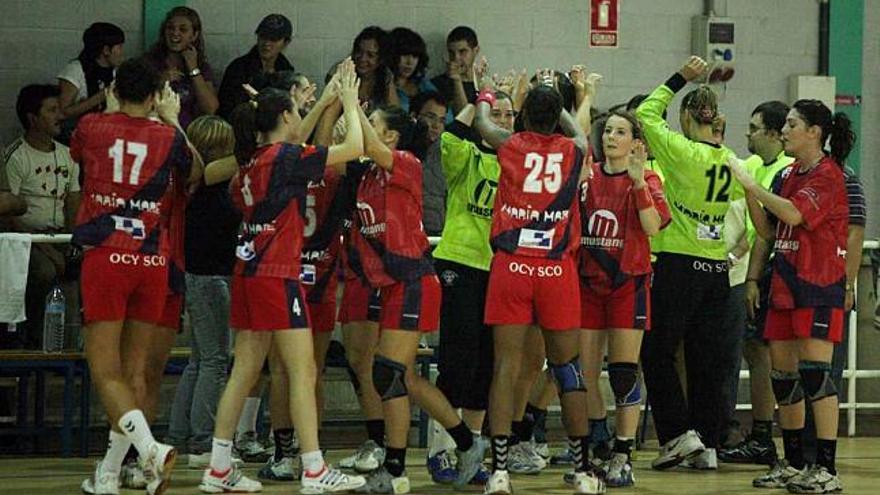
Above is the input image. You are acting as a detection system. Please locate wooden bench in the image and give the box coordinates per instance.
[0,346,437,455]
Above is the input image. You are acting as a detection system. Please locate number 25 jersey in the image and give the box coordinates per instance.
[70,112,192,255]
[491,132,584,259]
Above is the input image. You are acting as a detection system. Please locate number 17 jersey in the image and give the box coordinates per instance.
[491,131,584,259]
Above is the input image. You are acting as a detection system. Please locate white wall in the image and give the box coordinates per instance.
[0,0,842,174]
[861,0,878,238]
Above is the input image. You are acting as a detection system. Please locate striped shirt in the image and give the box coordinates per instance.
[844,167,866,227]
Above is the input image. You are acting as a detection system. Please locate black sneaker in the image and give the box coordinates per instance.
[718,436,778,466]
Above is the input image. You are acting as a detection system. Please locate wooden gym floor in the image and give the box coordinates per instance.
[1,438,878,494]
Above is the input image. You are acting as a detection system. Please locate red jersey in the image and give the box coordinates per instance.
[579,162,670,293]
[351,151,434,287]
[230,143,327,279]
[491,132,584,259]
[71,113,192,255]
[769,157,848,309]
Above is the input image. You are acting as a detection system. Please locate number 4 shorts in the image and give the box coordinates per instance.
[230,275,311,331]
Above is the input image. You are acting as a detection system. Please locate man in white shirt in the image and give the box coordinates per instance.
[1,84,81,348]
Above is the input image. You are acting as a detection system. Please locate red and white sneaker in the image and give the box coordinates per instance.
[199,467,262,493]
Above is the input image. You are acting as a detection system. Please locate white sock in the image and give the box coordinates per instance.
[210,437,233,473]
[103,430,132,474]
[118,409,155,457]
[237,398,260,437]
[301,449,325,475]
[428,418,456,458]
[471,429,483,438]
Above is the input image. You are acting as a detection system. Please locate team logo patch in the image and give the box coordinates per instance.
[696,223,722,241]
[440,269,458,286]
[300,264,317,285]
[236,240,256,261]
[518,228,554,250]
[111,215,146,240]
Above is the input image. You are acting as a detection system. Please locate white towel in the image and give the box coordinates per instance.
[0,233,32,323]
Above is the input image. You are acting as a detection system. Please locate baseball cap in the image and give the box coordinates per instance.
[255,14,292,41]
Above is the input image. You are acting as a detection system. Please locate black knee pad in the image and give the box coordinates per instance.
[799,360,837,402]
[372,355,408,401]
[770,369,804,406]
[608,362,641,407]
[549,356,586,394]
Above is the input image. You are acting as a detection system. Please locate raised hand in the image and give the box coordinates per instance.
[104,82,120,113]
[473,55,489,87]
[181,45,199,71]
[536,68,555,88]
[337,59,360,109]
[727,155,755,191]
[627,141,648,185]
[156,82,181,124]
[679,55,708,82]
[447,59,464,80]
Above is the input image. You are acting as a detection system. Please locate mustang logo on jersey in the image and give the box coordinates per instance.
[111,215,146,240]
[357,201,385,236]
[236,240,256,261]
[518,228,555,250]
[583,209,623,249]
[468,179,497,218]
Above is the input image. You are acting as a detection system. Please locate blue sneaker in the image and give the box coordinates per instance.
[426,450,458,484]
[470,464,490,485]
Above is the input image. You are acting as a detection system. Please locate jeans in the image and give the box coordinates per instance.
[642,253,737,448]
[802,311,850,461]
[167,274,232,453]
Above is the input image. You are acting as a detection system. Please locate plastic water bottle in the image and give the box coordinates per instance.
[42,284,65,353]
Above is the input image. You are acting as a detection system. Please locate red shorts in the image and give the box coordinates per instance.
[484,252,580,331]
[308,300,337,333]
[230,276,310,331]
[377,275,441,333]
[764,307,844,343]
[157,293,184,330]
[338,277,381,324]
[580,275,651,330]
[80,247,168,324]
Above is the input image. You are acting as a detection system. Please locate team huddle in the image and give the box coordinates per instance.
[66,18,858,495]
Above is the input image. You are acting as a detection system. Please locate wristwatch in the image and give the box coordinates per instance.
[188,67,202,78]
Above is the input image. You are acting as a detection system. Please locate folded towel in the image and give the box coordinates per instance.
[0,233,33,323]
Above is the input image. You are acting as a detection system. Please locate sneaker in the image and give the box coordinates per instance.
[785,465,843,494]
[257,456,301,481]
[338,450,358,470]
[426,450,458,484]
[236,431,271,463]
[563,470,577,485]
[454,436,489,488]
[188,452,244,469]
[120,458,147,489]
[718,436,778,466]
[81,460,119,495]
[483,470,512,495]
[519,440,548,469]
[573,470,607,494]
[302,465,367,494]
[680,448,718,470]
[143,441,177,495]
[354,440,386,473]
[753,460,807,489]
[353,467,408,494]
[602,453,635,488]
[470,464,490,485]
[199,467,262,493]
[651,430,705,470]
[533,442,550,462]
[550,446,576,466]
[507,443,543,475]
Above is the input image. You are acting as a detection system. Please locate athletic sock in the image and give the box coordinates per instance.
[781,428,806,470]
[816,439,837,475]
[384,447,406,477]
[752,420,773,443]
[526,403,548,443]
[510,420,524,446]
[117,409,156,458]
[513,416,535,443]
[237,398,260,437]
[366,419,385,447]
[273,428,295,462]
[103,430,133,474]
[569,436,589,472]
[491,435,509,472]
[209,437,233,473]
[614,437,634,459]
[447,422,474,452]
[301,449,325,475]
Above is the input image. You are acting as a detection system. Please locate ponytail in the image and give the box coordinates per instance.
[792,99,856,166]
[377,105,430,159]
[829,112,855,165]
[229,88,293,164]
[681,85,718,125]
